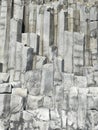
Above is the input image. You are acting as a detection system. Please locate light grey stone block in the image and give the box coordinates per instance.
[27,95,44,110]
[73,32,84,75]
[0,73,9,83]
[27,108,49,121]
[35,55,47,69]
[61,110,67,129]
[67,111,77,130]
[63,31,73,73]
[74,75,87,88]
[63,73,74,89]
[57,9,65,57]
[0,83,12,93]
[24,70,42,95]
[43,8,54,56]
[21,46,33,73]
[14,42,23,81]
[10,94,23,114]
[10,82,21,88]
[8,19,22,70]
[0,94,11,117]
[29,33,39,54]
[78,88,88,130]
[13,0,24,20]
[41,63,53,96]
[12,88,27,97]
[22,33,39,54]
[43,96,53,109]
[50,109,60,120]
[69,87,78,111]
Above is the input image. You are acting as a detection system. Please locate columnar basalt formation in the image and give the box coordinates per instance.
[0,0,98,130]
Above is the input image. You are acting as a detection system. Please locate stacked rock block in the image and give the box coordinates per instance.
[0,0,98,130]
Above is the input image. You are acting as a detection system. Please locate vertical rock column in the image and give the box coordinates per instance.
[22,33,30,46]
[54,8,58,46]
[21,46,33,85]
[43,7,54,57]
[68,7,74,32]
[14,42,23,81]
[78,88,88,130]
[57,9,65,57]
[22,33,39,54]
[4,0,12,73]
[73,32,84,75]
[29,4,37,33]
[0,0,8,72]
[13,0,24,20]
[63,31,73,73]
[90,7,98,65]
[36,5,44,55]
[23,3,29,33]
[73,9,80,32]
[41,63,53,96]
[8,19,22,81]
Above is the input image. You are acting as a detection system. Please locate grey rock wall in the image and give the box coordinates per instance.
[0,0,98,130]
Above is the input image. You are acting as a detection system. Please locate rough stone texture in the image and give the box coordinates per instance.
[27,95,44,110]
[24,70,42,95]
[0,83,12,94]
[41,63,53,96]
[0,73,10,83]
[0,0,98,130]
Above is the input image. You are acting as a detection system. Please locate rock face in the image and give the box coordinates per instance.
[0,0,98,130]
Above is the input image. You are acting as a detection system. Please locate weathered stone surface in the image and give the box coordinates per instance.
[24,70,41,95]
[87,110,98,130]
[43,8,54,57]
[12,88,27,97]
[43,96,53,109]
[50,109,60,120]
[0,0,98,130]
[93,72,98,85]
[0,73,9,83]
[55,84,66,110]
[14,42,22,81]
[0,94,11,117]
[87,88,98,110]
[61,110,67,129]
[10,94,23,114]
[22,33,29,46]
[67,111,77,130]
[13,0,24,20]
[21,46,33,73]
[10,112,22,122]
[63,73,74,89]
[29,33,39,54]
[69,87,78,111]
[49,119,61,130]
[23,110,34,122]
[22,33,39,54]
[73,32,84,75]
[0,0,10,73]
[10,82,21,88]
[78,88,88,130]
[74,75,87,88]
[63,31,73,73]
[8,19,22,69]
[0,83,12,93]
[41,63,53,96]
[27,95,44,110]
[34,55,47,69]
[58,9,65,57]
[27,108,50,121]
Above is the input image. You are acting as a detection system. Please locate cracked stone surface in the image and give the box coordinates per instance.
[0,0,98,130]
